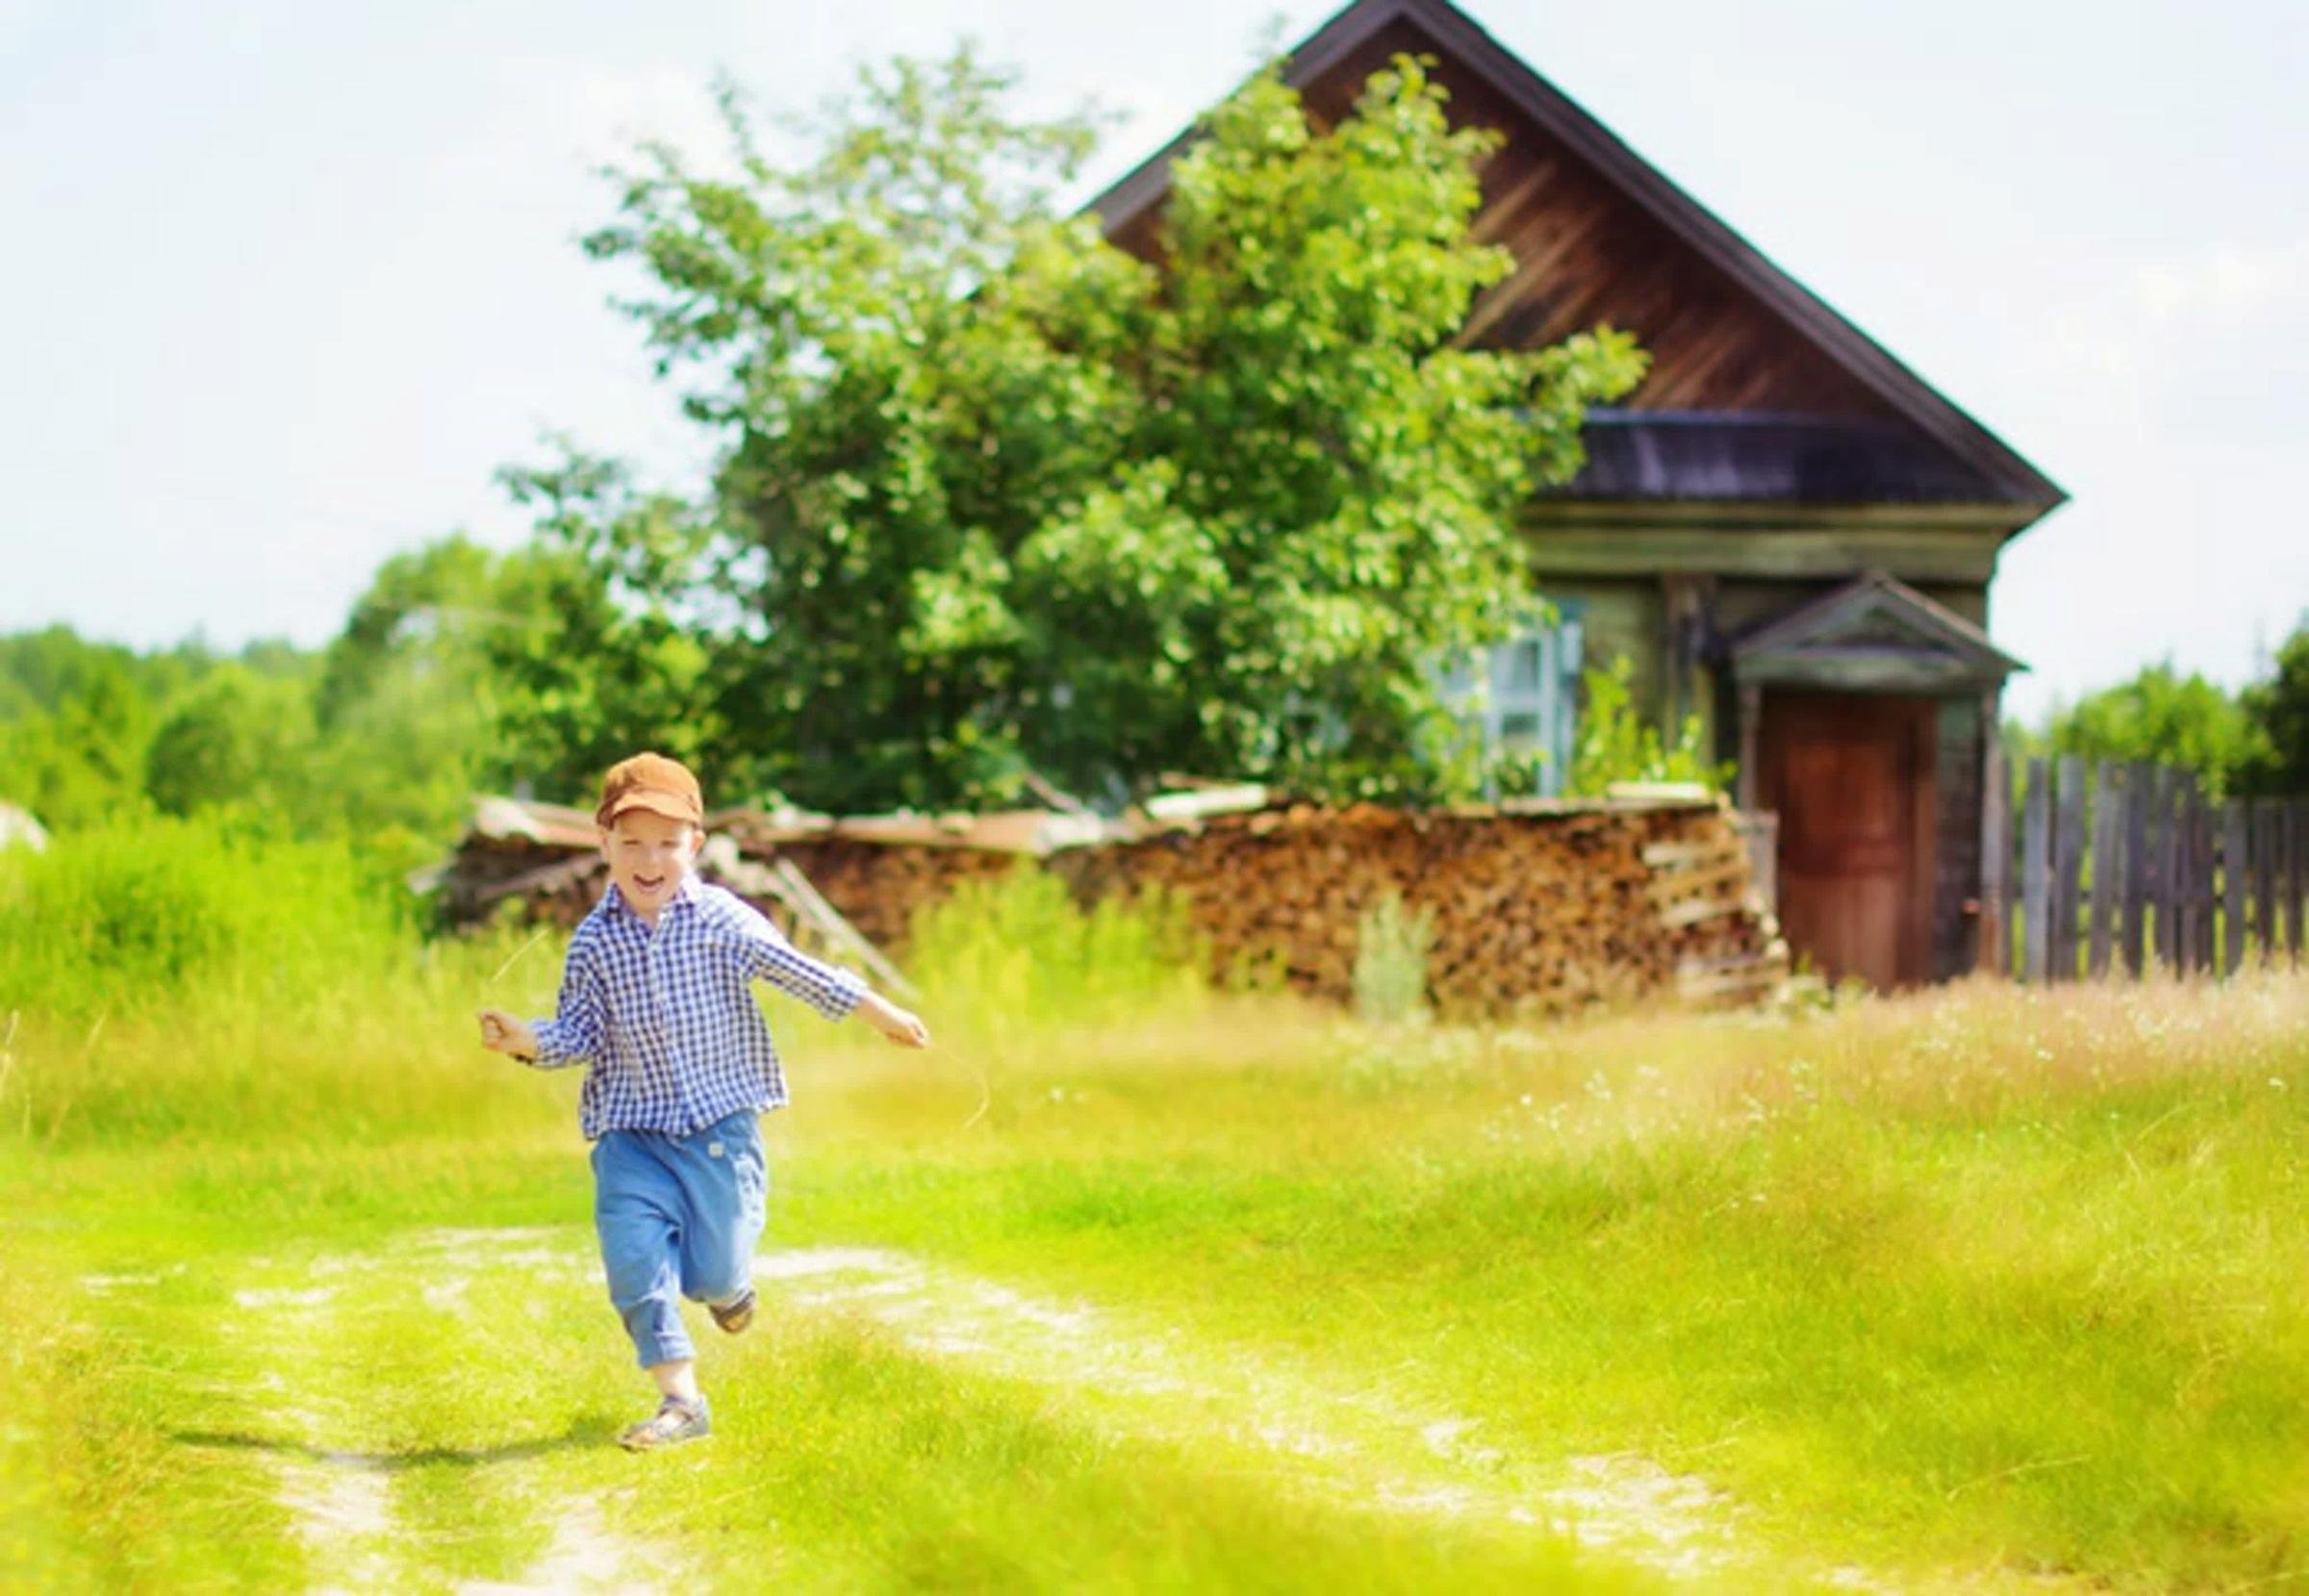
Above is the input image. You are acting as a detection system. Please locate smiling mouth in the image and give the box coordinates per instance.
[634,874,667,894]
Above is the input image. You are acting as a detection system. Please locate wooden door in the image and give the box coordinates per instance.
[1757,692,1937,988]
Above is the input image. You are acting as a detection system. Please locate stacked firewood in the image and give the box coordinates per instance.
[1055,798,1786,1015]
[763,840,1023,953]
[424,798,606,928]
[427,791,1785,1016]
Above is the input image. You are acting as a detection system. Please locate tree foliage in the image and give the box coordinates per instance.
[2010,660,2272,798]
[1561,656,1730,798]
[2239,621,2309,797]
[553,47,1644,809]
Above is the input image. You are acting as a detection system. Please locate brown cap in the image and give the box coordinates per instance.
[596,752,704,829]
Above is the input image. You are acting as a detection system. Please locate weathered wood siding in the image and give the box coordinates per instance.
[1107,14,1908,422]
[1932,696,1983,978]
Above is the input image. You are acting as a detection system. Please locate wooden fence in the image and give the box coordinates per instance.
[1988,757,2309,981]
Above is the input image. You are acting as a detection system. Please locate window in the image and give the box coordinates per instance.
[1442,601,1585,795]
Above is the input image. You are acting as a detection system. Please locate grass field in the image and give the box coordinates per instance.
[4,823,2307,1591]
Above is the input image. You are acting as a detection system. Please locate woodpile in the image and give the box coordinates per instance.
[419,798,916,995]
[749,840,1020,953]
[424,786,1786,1017]
[1054,795,1786,1016]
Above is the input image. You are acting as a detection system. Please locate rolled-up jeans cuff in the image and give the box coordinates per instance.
[636,1330,693,1369]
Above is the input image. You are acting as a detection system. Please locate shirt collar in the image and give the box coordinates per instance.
[603,874,702,924]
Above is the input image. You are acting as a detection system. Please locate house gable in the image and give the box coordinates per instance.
[1729,570,2026,692]
[1090,0,2065,519]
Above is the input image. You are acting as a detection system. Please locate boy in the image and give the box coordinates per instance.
[477,751,929,1451]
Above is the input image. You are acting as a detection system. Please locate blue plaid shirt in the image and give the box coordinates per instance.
[526,876,865,1139]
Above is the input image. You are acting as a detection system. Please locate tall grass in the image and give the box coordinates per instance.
[1353,891,1435,1026]
[0,815,565,1146]
[11,817,2309,1586]
[903,865,1207,1046]
[0,814,409,1016]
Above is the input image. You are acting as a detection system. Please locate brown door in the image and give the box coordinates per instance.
[1757,692,1937,988]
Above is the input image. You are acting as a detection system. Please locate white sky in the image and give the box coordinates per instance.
[1,0,2303,722]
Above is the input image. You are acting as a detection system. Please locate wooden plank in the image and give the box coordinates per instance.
[2172,771,2197,973]
[2021,757,2051,984]
[1658,895,1755,930]
[2256,799,2282,967]
[2149,768,2179,974]
[1647,858,1753,904]
[1640,841,1750,869]
[1977,690,2008,975]
[2281,803,2299,965]
[1523,524,2003,582]
[2222,799,2249,976]
[761,855,920,1001]
[2281,799,2303,966]
[2002,759,2023,976]
[2192,785,2219,972]
[2120,761,2150,977]
[1738,809,1779,915]
[2169,777,2190,972]
[2050,755,2086,980]
[2086,763,2119,978]
[2174,778,2202,973]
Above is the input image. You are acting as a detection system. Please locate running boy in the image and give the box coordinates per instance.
[477,751,929,1451]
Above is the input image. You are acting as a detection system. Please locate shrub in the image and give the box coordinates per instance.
[904,865,1205,1044]
[0,813,409,1019]
[1353,892,1435,1026]
[1563,656,1730,797]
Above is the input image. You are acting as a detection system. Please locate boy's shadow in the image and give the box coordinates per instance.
[171,1417,620,1469]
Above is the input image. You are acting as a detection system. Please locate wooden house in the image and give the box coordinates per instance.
[1087,0,2064,989]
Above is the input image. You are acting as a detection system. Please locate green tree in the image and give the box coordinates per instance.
[0,630,165,828]
[2011,661,2270,797]
[551,47,1643,810]
[145,663,317,819]
[1562,656,1730,798]
[307,535,510,839]
[2239,621,2309,796]
[486,458,725,800]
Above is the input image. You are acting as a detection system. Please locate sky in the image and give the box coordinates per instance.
[0,0,2303,722]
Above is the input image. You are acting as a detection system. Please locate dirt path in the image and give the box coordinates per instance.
[184,1230,1916,1590]
[212,1232,659,1593]
[758,1246,1890,1590]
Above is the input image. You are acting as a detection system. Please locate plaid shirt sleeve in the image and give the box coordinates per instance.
[715,890,866,1021]
[528,931,606,1069]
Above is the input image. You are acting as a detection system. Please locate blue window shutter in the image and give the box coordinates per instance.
[1546,599,1586,796]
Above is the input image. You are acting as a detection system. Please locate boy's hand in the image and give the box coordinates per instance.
[856,991,930,1050]
[477,1008,539,1060]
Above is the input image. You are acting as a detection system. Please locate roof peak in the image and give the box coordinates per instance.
[1086,0,2065,519]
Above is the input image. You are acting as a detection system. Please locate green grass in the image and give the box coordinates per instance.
[4,823,2307,1590]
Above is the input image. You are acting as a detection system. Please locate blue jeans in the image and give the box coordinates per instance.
[591,1108,767,1367]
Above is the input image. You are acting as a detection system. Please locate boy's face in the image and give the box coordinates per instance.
[599,809,701,918]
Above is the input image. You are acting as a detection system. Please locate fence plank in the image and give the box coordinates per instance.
[2223,799,2249,976]
[2021,758,2051,983]
[2281,803,2299,965]
[2180,776,2205,973]
[2280,798,2301,965]
[2121,761,2151,975]
[2191,784,2218,972]
[2171,776,2195,972]
[2052,755,2087,980]
[2087,763,2119,977]
[1977,717,2009,975]
[2256,799,2282,967]
[2152,768,2183,974]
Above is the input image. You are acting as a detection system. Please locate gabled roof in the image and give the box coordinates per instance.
[1087,0,2066,519]
[1730,570,2027,689]
[1561,410,2002,504]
